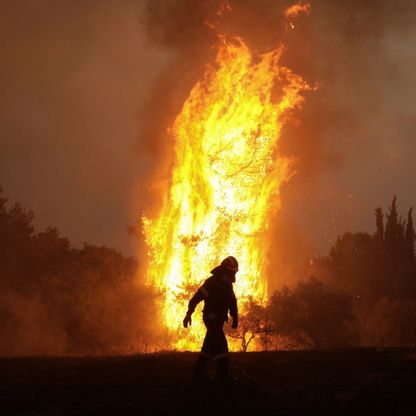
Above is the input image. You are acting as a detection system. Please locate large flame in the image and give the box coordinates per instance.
[143,36,309,350]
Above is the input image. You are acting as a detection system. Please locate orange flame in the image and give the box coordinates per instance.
[284,2,311,18]
[143,36,309,351]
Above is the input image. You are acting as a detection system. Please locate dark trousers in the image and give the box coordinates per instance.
[201,318,228,358]
[193,319,229,379]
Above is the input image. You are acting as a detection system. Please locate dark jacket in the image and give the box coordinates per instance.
[187,267,238,323]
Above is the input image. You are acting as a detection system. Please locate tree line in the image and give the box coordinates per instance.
[0,187,161,356]
[229,197,416,350]
[1,186,415,354]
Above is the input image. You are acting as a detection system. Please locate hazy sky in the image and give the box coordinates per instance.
[1,0,415,265]
[0,1,169,254]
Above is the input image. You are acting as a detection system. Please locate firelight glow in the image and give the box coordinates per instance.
[143,32,309,350]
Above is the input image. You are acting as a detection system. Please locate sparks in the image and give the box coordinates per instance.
[284,2,311,18]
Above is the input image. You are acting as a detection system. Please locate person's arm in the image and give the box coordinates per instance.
[183,284,208,327]
[229,287,238,328]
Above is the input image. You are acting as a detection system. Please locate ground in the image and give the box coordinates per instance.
[1,348,415,415]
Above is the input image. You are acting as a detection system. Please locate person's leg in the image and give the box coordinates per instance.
[193,352,210,380]
[193,321,214,380]
[210,321,230,379]
[216,356,230,379]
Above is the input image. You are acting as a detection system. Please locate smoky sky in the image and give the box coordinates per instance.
[0,0,170,254]
[1,0,416,278]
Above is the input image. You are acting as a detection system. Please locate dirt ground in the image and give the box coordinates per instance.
[1,348,415,415]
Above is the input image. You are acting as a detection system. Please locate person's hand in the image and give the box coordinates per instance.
[232,318,238,329]
[183,312,192,328]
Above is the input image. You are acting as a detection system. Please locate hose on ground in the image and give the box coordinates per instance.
[229,366,279,390]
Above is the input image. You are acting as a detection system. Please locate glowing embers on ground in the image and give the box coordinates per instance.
[143,36,309,351]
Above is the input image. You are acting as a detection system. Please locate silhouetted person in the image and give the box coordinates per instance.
[183,256,239,383]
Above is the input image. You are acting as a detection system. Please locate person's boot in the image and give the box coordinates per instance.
[192,353,210,384]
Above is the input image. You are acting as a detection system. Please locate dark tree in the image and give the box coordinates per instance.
[302,196,416,347]
[0,187,159,356]
[328,231,378,300]
[227,297,270,352]
[405,208,415,261]
[375,207,384,243]
[385,196,399,252]
[269,278,354,348]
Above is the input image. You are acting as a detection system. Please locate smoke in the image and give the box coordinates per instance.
[0,291,69,355]
[138,0,416,290]
[0,190,167,356]
[0,0,167,255]
[2,0,415,270]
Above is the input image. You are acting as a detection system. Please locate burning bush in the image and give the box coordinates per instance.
[226,296,273,352]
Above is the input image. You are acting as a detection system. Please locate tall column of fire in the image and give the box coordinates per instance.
[143,35,309,350]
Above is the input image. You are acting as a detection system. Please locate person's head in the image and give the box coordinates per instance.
[220,256,238,283]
